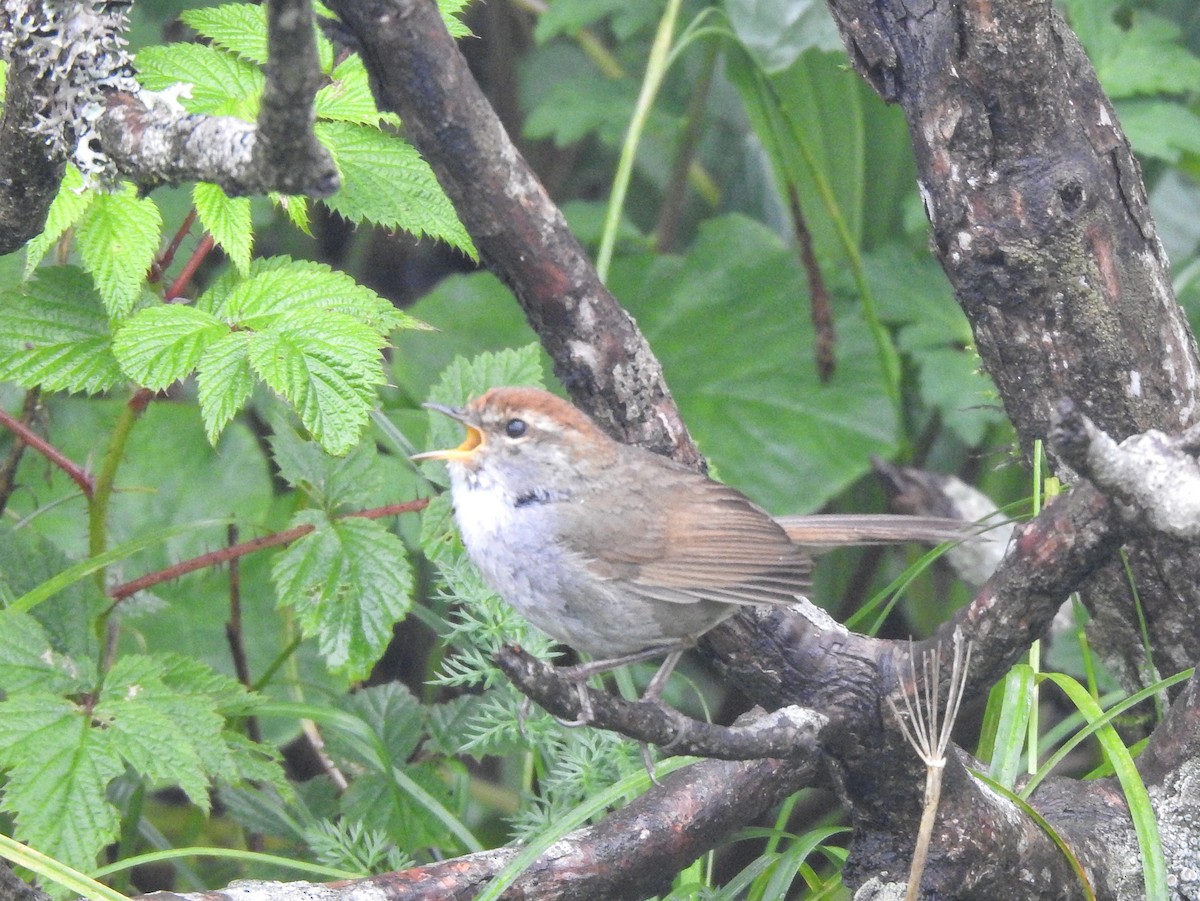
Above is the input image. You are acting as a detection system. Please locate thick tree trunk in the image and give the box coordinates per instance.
[826,0,1200,693]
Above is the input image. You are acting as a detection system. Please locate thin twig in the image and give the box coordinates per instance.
[165,232,215,300]
[787,182,835,381]
[0,400,95,501]
[108,499,429,602]
[303,718,349,791]
[224,523,263,744]
[0,388,43,515]
[149,208,197,283]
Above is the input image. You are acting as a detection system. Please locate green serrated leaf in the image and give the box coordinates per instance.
[76,184,162,319]
[0,266,123,394]
[0,525,105,661]
[197,330,255,443]
[136,43,264,120]
[424,694,484,756]
[437,0,473,38]
[340,683,425,765]
[181,3,270,64]
[314,121,476,258]
[211,255,414,332]
[273,511,414,678]
[24,165,93,276]
[0,612,84,694]
[248,309,384,455]
[194,182,253,273]
[273,193,312,235]
[315,55,396,126]
[268,418,383,509]
[113,304,229,390]
[0,695,124,873]
[222,730,291,794]
[95,656,211,809]
[157,652,262,715]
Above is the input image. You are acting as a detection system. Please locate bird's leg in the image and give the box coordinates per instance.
[550,642,688,727]
[556,642,687,685]
[641,648,684,702]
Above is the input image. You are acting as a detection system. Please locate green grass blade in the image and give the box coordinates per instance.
[0,832,129,901]
[1024,671,1191,797]
[968,769,1096,901]
[476,756,697,901]
[90,847,358,881]
[986,664,1036,788]
[1037,672,1167,900]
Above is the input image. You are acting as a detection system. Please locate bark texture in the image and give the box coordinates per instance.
[827,0,1200,694]
[324,0,704,468]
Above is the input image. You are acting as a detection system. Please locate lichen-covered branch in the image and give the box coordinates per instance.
[0,0,338,255]
[1051,398,1200,541]
[97,0,338,196]
[0,0,129,252]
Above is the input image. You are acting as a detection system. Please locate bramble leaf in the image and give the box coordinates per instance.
[24,165,93,276]
[315,121,476,258]
[197,331,255,444]
[0,266,123,394]
[248,309,385,455]
[0,695,123,874]
[268,419,383,510]
[136,42,264,119]
[315,55,396,126]
[0,613,84,695]
[76,184,162,318]
[181,3,271,66]
[272,511,414,679]
[194,182,253,273]
[113,304,230,390]
[181,2,334,72]
[207,255,414,332]
[0,645,282,873]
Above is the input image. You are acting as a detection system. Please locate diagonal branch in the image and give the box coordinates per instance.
[324,0,701,466]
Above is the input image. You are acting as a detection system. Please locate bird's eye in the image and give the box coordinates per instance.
[504,418,527,439]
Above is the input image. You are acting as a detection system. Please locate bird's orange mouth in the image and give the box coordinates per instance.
[411,413,484,463]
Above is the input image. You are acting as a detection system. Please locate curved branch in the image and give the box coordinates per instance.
[495,645,829,760]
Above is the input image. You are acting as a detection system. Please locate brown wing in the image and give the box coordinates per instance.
[557,450,811,607]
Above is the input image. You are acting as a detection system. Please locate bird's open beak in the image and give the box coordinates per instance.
[410,403,484,462]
